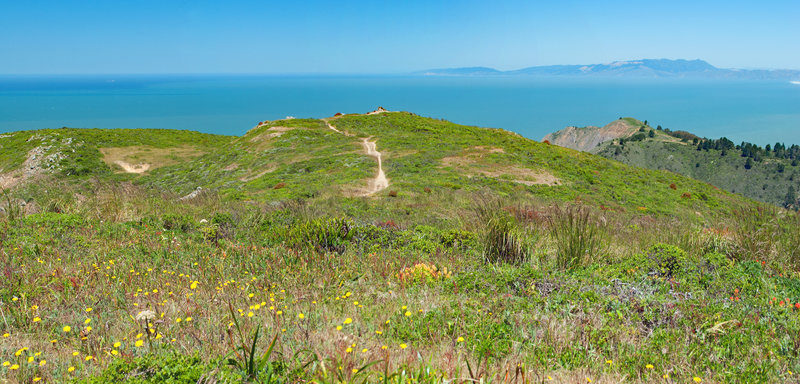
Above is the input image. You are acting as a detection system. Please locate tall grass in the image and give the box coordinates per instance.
[547,204,604,270]
[473,198,533,264]
[731,205,778,262]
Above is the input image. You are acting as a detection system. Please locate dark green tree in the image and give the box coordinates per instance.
[784,185,797,209]
[745,158,753,169]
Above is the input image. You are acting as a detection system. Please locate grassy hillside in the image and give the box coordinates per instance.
[140,112,746,218]
[594,127,800,207]
[3,112,800,383]
[0,128,232,181]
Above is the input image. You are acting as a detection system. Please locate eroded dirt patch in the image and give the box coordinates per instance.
[441,146,505,167]
[114,161,150,174]
[100,145,205,174]
[476,166,561,186]
[441,146,560,186]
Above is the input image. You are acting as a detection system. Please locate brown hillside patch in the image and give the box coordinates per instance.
[477,166,561,186]
[441,146,505,167]
[441,146,560,186]
[100,145,205,174]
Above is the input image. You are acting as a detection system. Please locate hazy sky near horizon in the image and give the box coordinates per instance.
[2,0,798,74]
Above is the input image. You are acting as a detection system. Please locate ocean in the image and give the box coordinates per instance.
[1,75,799,145]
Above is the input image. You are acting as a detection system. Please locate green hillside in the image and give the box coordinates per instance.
[3,111,800,383]
[139,112,745,218]
[593,126,800,207]
[0,128,232,180]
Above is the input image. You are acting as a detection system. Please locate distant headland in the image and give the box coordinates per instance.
[420,59,800,80]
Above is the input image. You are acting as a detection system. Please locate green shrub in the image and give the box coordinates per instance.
[702,251,733,271]
[21,212,85,228]
[286,217,354,254]
[212,212,235,239]
[161,214,194,232]
[440,228,478,250]
[645,243,688,278]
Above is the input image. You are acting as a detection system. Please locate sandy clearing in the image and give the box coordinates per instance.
[100,145,204,173]
[114,160,151,174]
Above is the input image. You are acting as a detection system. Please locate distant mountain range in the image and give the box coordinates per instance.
[420,59,800,80]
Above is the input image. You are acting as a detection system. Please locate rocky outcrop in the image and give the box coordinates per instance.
[542,119,640,153]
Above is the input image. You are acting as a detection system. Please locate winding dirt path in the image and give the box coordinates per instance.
[360,138,389,195]
[326,121,389,196]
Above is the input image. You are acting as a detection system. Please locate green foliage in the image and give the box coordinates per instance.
[161,214,194,232]
[74,352,235,383]
[224,305,290,383]
[286,217,354,254]
[131,113,750,220]
[0,128,231,178]
[60,143,111,176]
[599,132,800,206]
[21,212,85,228]
[4,112,799,383]
[644,243,688,278]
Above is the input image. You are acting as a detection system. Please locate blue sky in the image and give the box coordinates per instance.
[1,0,798,74]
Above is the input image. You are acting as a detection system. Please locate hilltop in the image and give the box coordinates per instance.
[422,58,800,80]
[0,111,751,218]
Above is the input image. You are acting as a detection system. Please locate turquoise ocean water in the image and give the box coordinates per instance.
[1,75,798,145]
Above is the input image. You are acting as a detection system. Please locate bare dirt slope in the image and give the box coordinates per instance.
[543,119,639,153]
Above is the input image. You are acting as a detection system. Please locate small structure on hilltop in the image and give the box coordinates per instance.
[367,107,388,115]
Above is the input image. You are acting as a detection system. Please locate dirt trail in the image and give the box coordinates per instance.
[360,138,389,195]
[326,121,389,195]
[325,122,349,136]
